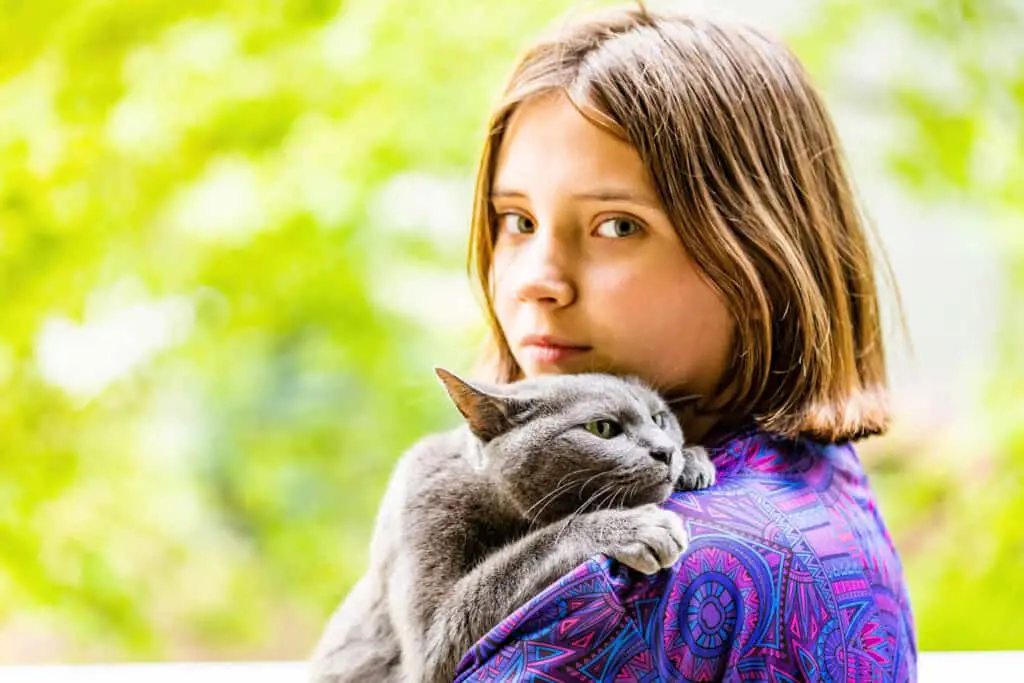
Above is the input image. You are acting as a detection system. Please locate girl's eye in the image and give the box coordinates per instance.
[497,212,536,235]
[595,217,642,238]
[584,419,623,439]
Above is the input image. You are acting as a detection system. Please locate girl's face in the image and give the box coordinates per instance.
[490,93,735,431]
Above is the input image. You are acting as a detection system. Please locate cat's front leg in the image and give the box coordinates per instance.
[583,503,688,575]
[674,445,716,491]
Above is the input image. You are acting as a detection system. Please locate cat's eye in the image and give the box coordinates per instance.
[594,217,643,238]
[653,412,669,429]
[497,212,536,235]
[584,419,623,439]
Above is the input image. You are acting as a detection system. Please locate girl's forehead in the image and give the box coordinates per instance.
[492,93,659,202]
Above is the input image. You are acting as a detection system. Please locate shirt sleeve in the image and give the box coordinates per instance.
[453,556,657,681]
[452,495,775,681]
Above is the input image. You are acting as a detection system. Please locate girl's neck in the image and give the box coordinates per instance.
[681,412,754,448]
[681,413,719,445]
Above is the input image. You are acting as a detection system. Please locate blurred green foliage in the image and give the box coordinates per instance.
[808,0,1024,651]
[0,0,1020,662]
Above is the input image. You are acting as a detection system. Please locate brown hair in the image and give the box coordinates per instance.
[468,3,899,442]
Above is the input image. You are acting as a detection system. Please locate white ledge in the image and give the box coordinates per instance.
[0,652,1021,681]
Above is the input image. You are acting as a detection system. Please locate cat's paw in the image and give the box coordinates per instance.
[675,445,716,491]
[606,505,687,575]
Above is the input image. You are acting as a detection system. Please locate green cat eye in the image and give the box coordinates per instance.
[584,419,623,439]
[653,412,669,429]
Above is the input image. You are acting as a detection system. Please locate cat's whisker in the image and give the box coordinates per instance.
[555,476,615,542]
[587,486,610,515]
[555,468,586,490]
[612,480,631,510]
[523,470,585,517]
[546,468,612,529]
[524,470,593,524]
[592,480,619,511]
[626,481,640,508]
[524,479,580,520]
[597,484,619,511]
[579,468,612,501]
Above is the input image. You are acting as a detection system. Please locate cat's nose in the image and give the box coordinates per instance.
[649,447,674,465]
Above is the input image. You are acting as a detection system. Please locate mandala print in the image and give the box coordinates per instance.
[456,432,917,682]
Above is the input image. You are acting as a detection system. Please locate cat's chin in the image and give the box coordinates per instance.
[654,481,676,503]
[626,481,675,507]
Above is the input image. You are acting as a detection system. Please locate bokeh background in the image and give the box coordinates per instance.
[1,0,1021,663]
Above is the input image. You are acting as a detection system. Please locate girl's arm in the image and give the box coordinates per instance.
[390,505,686,683]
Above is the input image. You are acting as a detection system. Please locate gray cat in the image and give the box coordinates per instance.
[310,369,716,683]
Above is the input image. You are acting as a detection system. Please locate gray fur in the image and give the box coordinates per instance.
[310,370,716,683]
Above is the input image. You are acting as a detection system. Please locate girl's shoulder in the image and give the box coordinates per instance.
[644,427,916,678]
[666,427,903,607]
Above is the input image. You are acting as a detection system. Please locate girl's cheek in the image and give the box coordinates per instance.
[490,251,515,303]
[585,260,643,295]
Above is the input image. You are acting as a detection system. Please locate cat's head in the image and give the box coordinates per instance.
[436,367,693,524]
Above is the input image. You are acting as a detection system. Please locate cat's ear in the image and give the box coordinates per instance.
[434,367,519,442]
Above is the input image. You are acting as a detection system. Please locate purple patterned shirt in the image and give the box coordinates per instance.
[455,426,917,682]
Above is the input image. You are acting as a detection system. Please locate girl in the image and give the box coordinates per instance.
[454,3,916,681]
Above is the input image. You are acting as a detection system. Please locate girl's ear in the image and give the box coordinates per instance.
[434,367,524,443]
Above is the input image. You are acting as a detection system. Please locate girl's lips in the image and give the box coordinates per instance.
[519,336,592,366]
[520,334,590,349]
[521,344,590,365]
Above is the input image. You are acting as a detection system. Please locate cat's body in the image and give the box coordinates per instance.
[310,371,716,683]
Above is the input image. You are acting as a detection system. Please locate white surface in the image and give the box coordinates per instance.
[0,653,1022,681]
[0,661,305,682]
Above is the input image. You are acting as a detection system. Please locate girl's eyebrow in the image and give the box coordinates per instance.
[490,187,662,210]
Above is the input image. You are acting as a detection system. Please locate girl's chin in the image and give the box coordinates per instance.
[518,354,625,379]
[522,360,601,378]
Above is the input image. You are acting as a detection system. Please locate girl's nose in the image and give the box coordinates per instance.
[513,230,576,308]
[516,273,575,307]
